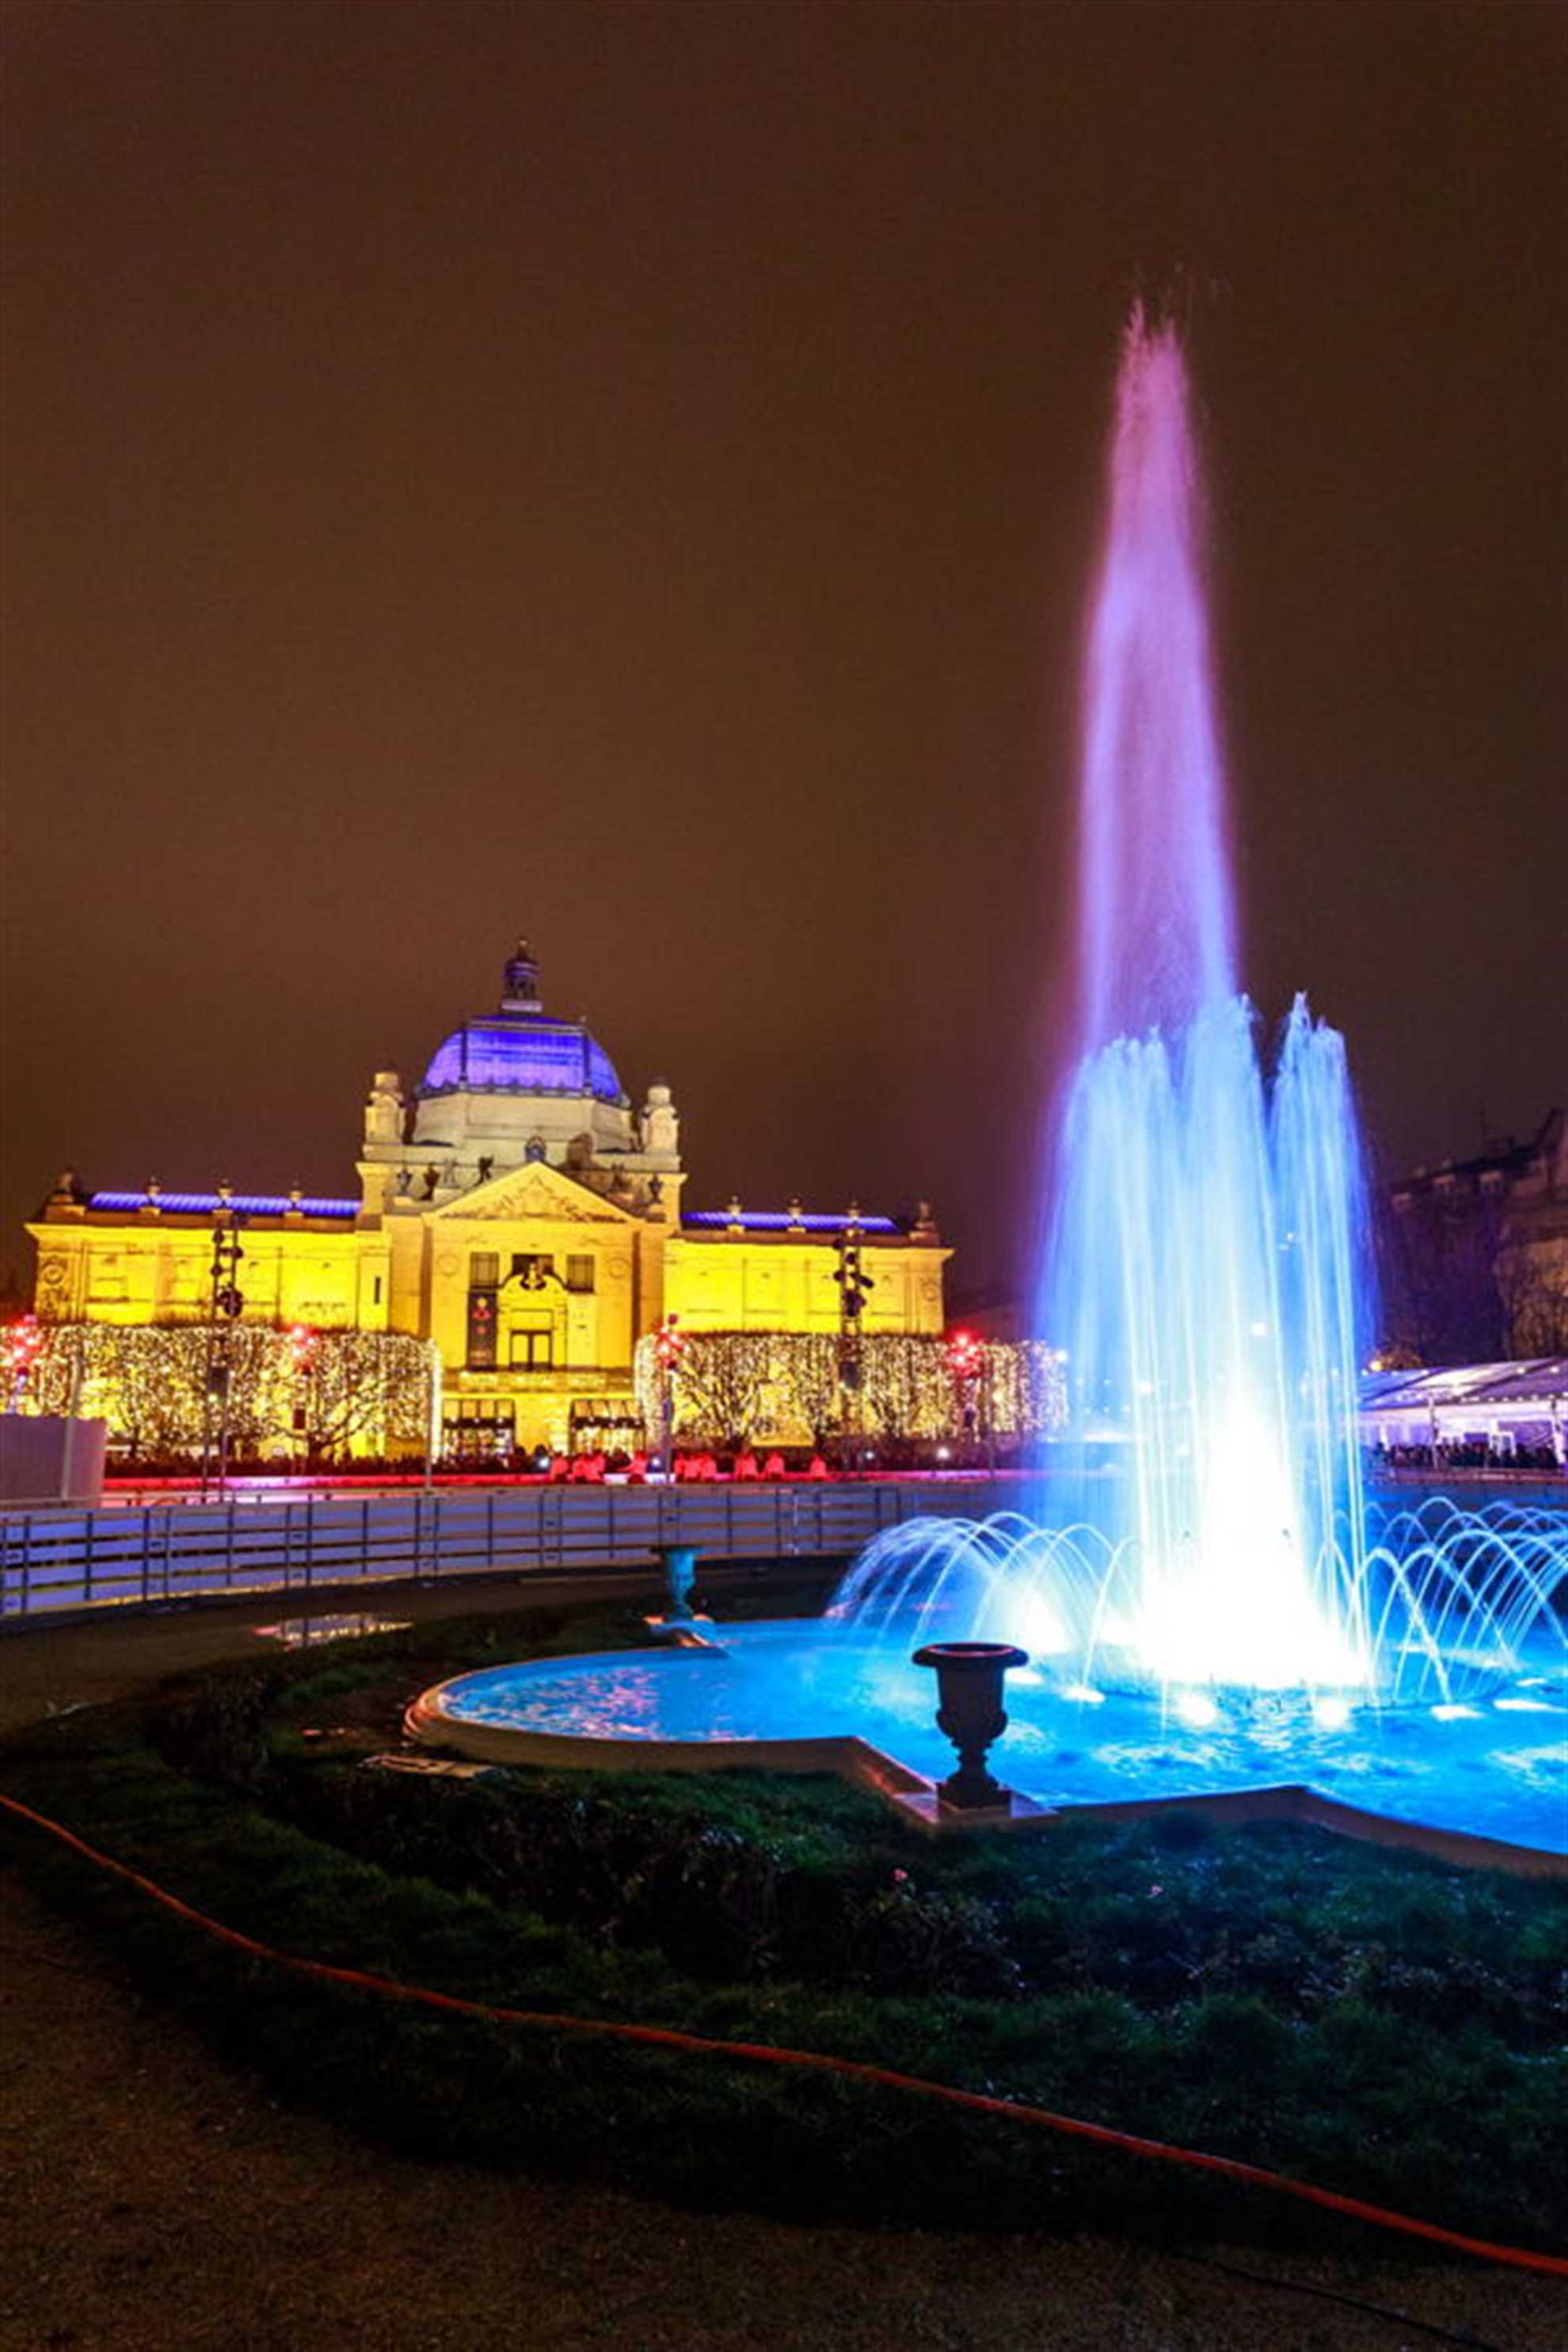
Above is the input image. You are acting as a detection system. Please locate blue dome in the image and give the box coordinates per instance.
[420,1014,623,1103]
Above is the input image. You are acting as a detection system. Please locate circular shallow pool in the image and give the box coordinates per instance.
[415,1620,1568,1859]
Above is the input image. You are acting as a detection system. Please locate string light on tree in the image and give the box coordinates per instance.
[634,1330,1065,1452]
[2,1315,44,1414]
[11,1324,429,1465]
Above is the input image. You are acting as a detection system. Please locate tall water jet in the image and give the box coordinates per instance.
[1077,312,1237,1045]
[831,307,1563,1736]
[1040,307,1372,1692]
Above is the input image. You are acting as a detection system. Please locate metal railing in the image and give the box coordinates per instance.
[0,1479,1010,1623]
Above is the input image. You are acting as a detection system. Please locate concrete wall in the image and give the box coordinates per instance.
[0,1416,107,1505]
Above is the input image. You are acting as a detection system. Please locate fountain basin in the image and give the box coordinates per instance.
[407,1618,1568,1871]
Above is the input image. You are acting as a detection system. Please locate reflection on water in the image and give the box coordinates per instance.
[252,1612,410,1648]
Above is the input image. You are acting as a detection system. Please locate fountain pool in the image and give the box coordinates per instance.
[414,1622,1567,1859]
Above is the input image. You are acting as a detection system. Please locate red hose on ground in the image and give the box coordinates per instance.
[2,1789,1563,2278]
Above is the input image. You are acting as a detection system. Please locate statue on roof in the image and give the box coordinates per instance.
[501,938,542,1012]
[641,1080,679,1159]
[364,1071,405,1147]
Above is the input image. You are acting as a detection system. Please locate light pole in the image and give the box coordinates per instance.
[832,1211,873,1473]
[653,1315,686,1476]
[200,1213,245,1501]
[424,1341,443,1491]
[287,1324,320,1470]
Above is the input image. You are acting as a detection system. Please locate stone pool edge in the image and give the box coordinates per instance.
[403,1674,1568,1876]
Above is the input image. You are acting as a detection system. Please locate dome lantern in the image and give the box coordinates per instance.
[501,939,542,1012]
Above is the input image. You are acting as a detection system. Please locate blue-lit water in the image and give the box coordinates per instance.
[1036,319,1373,1695]
[832,1496,1568,1708]
[436,1618,1568,1854]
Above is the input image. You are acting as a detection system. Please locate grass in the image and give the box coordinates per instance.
[2,1592,1565,2254]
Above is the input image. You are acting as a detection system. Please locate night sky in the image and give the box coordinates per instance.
[4,1,1564,1303]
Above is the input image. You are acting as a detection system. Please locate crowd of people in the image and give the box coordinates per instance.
[1370,1439,1564,1474]
[513,1444,838,1482]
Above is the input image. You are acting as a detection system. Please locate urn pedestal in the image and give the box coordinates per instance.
[657,1543,700,1621]
[912,1641,1029,1811]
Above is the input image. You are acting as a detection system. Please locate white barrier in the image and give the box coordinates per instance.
[0,1479,1010,1622]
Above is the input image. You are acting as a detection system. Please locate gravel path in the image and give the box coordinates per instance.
[6,1874,1563,2350]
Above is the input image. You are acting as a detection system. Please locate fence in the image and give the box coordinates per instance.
[0,1477,1011,1623]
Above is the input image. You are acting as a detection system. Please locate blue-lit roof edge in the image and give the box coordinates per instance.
[682,1211,904,1233]
[88,1190,360,1220]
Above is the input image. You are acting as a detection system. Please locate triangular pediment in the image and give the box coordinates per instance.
[428,1161,641,1226]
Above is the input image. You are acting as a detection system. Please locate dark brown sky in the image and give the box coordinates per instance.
[3,0,1565,1300]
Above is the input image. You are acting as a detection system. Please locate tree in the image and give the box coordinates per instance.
[633,1331,1068,1448]
[20,1323,428,1460]
[668,1332,774,1448]
[297,1330,429,1458]
[1376,1191,1510,1365]
[1498,1244,1568,1357]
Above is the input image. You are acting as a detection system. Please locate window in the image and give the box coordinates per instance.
[470,1251,500,1288]
[565,1255,596,1293]
[443,1399,516,1463]
[372,1275,382,1305]
[510,1252,554,1288]
[466,1290,497,1368]
[508,1326,554,1368]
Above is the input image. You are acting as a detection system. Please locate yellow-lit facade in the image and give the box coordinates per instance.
[29,943,949,1455]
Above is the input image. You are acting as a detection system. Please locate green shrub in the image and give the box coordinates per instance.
[155,1667,282,1796]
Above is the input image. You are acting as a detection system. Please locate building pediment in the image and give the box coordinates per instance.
[428,1163,641,1226]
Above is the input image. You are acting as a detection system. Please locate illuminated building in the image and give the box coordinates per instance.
[29,942,949,1456]
[1382,1110,1568,1363]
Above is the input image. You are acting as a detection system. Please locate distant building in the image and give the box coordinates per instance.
[1381,1110,1568,1364]
[28,940,949,1456]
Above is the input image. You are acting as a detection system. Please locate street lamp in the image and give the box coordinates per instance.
[200,1213,246,1500]
[833,1213,874,1472]
[287,1323,320,1468]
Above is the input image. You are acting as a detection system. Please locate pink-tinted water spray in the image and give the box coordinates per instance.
[1078,310,1237,1047]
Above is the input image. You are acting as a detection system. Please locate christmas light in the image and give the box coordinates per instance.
[3,1314,45,1410]
[633,1331,1066,1449]
[15,1323,428,1461]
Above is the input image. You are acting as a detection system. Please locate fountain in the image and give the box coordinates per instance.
[411,312,1566,1863]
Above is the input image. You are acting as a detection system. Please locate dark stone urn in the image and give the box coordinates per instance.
[912,1642,1029,1810]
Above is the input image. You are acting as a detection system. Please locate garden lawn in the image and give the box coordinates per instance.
[2,1596,1564,2256]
